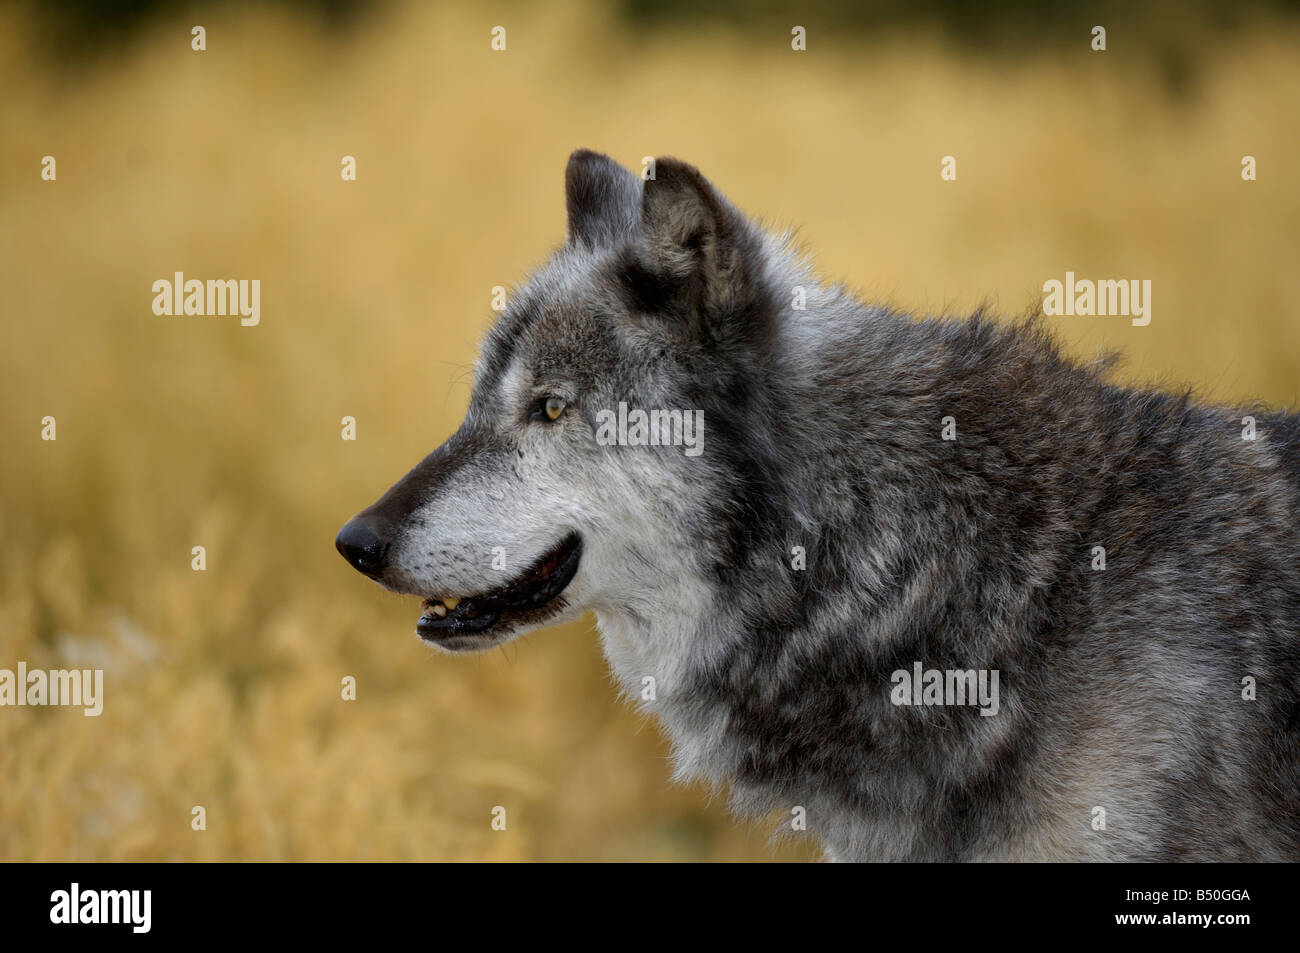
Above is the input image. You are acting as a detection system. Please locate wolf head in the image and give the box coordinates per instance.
[336,151,793,654]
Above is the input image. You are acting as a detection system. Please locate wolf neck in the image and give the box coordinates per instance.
[600,271,1116,858]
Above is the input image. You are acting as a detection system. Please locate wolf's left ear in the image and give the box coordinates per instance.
[633,157,760,321]
[565,150,642,249]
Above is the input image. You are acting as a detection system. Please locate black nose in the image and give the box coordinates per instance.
[335,518,389,579]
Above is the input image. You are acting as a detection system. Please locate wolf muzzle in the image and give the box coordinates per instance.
[335,516,389,579]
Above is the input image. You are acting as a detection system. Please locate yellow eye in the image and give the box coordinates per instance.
[545,397,566,421]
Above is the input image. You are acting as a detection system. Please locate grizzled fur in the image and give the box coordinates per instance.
[341,150,1300,861]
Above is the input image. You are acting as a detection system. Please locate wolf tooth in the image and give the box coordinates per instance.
[337,150,1300,861]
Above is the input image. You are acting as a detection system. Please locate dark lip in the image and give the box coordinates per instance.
[416,532,583,641]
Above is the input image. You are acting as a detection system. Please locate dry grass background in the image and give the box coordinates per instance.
[0,1,1297,861]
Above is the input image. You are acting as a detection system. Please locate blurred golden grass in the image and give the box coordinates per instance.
[1,1,1298,860]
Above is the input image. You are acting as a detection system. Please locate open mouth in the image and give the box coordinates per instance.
[416,532,583,642]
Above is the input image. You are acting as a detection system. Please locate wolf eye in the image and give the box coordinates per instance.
[530,396,567,423]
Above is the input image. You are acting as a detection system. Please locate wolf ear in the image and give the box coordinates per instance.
[565,150,642,249]
[633,157,757,320]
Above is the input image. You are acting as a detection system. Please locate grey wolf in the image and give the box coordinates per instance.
[337,150,1300,861]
